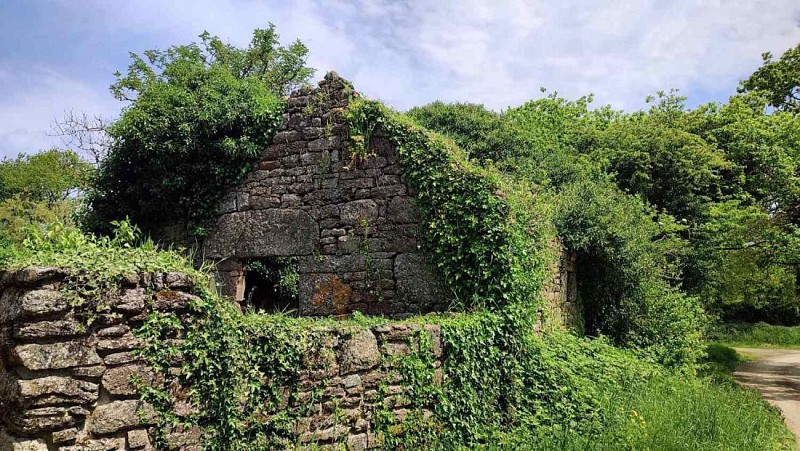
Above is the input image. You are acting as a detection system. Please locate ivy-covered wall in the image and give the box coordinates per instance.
[0,267,201,450]
[187,72,577,323]
[0,267,444,450]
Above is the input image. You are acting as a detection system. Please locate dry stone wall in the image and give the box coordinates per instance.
[543,250,579,330]
[0,267,199,451]
[0,267,443,450]
[201,72,448,317]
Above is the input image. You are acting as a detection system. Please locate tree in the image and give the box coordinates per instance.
[692,201,800,324]
[407,102,520,163]
[49,110,113,165]
[590,111,733,221]
[682,92,800,224]
[0,149,91,205]
[740,43,800,113]
[0,149,91,243]
[86,27,314,234]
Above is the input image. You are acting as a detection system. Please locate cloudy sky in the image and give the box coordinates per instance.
[1,0,799,159]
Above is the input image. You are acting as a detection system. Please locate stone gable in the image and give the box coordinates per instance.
[203,72,448,316]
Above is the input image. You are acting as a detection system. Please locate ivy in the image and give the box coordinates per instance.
[345,99,557,311]
[84,29,309,235]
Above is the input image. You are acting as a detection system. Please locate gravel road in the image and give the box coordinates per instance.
[734,347,800,443]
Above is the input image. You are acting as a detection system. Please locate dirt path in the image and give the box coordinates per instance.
[734,348,800,442]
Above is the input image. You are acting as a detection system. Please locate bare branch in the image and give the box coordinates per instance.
[49,110,112,165]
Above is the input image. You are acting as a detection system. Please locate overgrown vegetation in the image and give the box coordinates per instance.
[83,27,312,235]
[2,218,793,450]
[710,322,800,349]
[355,98,703,367]
[408,53,800,327]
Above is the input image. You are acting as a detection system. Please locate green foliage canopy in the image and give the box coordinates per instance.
[86,27,312,233]
[0,149,91,244]
[0,149,90,204]
[740,43,800,113]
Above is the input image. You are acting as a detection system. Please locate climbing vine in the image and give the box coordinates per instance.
[346,99,557,311]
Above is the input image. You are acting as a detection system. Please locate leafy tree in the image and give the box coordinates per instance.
[86,27,313,234]
[589,94,734,222]
[740,43,800,113]
[0,149,91,244]
[504,91,610,155]
[0,149,91,205]
[677,93,800,321]
[682,93,800,223]
[692,201,800,323]
[0,197,78,243]
[407,102,521,163]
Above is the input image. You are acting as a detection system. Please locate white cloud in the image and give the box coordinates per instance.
[0,67,120,159]
[4,0,800,159]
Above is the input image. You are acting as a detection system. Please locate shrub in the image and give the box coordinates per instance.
[347,99,557,310]
[85,28,312,234]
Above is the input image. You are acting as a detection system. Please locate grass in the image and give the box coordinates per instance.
[710,322,800,349]
[470,342,795,450]
[702,342,756,382]
[483,375,795,450]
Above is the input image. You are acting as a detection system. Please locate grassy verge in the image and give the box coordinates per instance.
[710,322,800,349]
[702,342,756,383]
[482,375,795,450]
[469,342,795,450]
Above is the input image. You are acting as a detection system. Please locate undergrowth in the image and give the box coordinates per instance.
[710,322,800,349]
[2,225,792,450]
[484,375,795,450]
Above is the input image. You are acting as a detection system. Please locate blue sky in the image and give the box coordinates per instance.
[1,0,799,159]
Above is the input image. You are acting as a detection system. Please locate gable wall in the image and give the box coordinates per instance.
[203,73,447,316]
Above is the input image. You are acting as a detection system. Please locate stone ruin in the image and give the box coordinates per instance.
[167,72,577,321]
[0,267,444,450]
[0,73,581,450]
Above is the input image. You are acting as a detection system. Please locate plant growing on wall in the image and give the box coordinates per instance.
[346,99,557,311]
[84,27,314,235]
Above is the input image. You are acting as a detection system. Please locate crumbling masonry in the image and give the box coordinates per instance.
[195,72,577,320]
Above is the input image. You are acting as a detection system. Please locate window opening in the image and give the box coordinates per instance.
[243,257,299,314]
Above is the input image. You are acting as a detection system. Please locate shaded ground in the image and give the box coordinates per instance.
[735,348,800,443]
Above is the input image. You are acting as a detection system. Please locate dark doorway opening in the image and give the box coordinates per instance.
[243,257,299,314]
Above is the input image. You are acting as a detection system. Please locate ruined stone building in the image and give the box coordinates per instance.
[188,72,577,320]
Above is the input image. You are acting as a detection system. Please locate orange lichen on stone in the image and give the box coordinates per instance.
[311,274,353,315]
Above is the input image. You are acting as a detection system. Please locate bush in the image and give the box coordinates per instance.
[85,28,312,234]
[553,176,704,367]
[710,322,800,348]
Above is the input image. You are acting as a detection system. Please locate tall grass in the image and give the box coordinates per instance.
[711,322,800,349]
[484,375,795,450]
